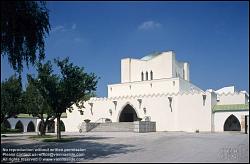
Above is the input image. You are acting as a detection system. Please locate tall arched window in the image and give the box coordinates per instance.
[146,71,148,80]
[150,71,153,80]
[141,72,144,81]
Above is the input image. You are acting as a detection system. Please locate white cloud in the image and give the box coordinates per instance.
[51,23,77,33]
[72,23,77,30]
[51,25,66,33]
[138,21,162,30]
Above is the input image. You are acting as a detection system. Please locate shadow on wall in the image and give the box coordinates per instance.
[1,136,140,162]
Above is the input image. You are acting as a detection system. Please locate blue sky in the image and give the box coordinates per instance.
[1,1,249,97]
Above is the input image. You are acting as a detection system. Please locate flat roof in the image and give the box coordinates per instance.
[213,104,249,113]
[16,112,67,118]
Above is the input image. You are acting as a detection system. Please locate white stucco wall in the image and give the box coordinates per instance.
[108,77,202,98]
[213,111,249,132]
[67,91,215,132]
[4,51,249,134]
[121,58,131,83]
[179,78,203,92]
[108,78,180,98]
[121,51,189,83]
[69,95,173,132]
[216,86,235,94]
[63,105,87,132]
[6,117,67,133]
[217,92,248,105]
[174,60,185,79]
[176,92,212,132]
[7,118,37,132]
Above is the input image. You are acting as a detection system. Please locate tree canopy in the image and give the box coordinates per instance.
[30,58,99,139]
[1,75,23,124]
[1,1,50,73]
[23,75,54,135]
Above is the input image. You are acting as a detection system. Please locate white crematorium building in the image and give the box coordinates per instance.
[5,51,249,133]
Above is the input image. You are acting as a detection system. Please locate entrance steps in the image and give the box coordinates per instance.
[78,121,156,133]
[86,122,134,132]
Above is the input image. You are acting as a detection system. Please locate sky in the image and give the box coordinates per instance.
[1,1,249,97]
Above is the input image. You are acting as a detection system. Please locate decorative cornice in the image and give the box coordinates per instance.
[87,90,207,102]
[217,91,247,96]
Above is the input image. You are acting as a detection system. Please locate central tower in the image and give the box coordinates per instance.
[121,51,190,83]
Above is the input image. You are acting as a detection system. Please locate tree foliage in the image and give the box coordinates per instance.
[1,1,50,73]
[23,75,54,135]
[30,58,99,139]
[1,75,23,124]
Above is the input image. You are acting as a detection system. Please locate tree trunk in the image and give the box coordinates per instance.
[57,116,61,140]
[40,121,46,136]
[1,117,6,125]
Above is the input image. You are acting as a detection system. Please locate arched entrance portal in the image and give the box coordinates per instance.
[119,104,138,122]
[60,120,65,132]
[15,120,24,132]
[47,120,55,133]
[27,121,35,132]
[38,120,55,133]
[224,115,241,131]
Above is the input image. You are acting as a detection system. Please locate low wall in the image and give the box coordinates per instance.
[78,121,156,133]
[133,121,156,133]
[77,122,99,132]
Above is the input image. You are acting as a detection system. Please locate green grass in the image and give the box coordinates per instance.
[42,138,78,142]
[1,128,22,134]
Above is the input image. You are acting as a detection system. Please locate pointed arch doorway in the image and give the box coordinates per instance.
[224,114,241,131]
[119,104,139,122]
[27,121,35,132]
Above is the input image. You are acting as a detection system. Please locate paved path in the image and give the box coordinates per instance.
[1,132,249,163]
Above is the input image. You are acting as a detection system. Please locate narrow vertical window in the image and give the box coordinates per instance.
[141,72,144,81]
[146,71,148,80]
[183,69,185,79]
[150,71,153,80]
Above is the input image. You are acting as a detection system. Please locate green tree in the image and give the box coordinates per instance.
[23,75,54,136]
[31,58,98,139]
[1,1,50,73]
[1,75,23,124]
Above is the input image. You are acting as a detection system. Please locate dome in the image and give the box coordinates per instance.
[140,52,162,61]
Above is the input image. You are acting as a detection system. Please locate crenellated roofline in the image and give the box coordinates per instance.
[86,90,207,102]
